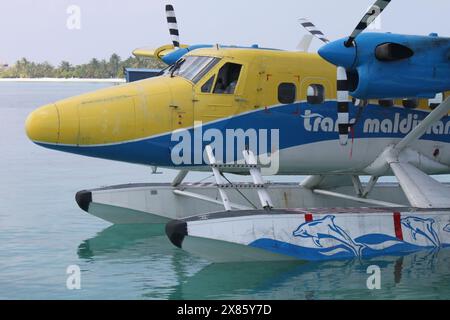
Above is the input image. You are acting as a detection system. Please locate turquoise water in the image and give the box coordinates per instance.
[0,82,449,300]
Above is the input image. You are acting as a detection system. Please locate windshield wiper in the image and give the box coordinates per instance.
[170,59,185,78]
[158,65,171,76]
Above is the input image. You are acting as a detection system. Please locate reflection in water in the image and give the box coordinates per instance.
[78,224,166,259]
[78,225,450,300]
[174,250,450,300]
[394,256,404,284]
[77,224,209,299]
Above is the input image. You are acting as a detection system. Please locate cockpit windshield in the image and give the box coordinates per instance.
[163,56,220,83]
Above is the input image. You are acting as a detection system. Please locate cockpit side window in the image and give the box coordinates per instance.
[192,59,220,84]
[213,63,242,94]
[201,75,216,93]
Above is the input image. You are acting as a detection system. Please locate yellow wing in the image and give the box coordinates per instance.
[133,44,188,60]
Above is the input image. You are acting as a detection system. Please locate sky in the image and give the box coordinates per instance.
[0,0,449,65]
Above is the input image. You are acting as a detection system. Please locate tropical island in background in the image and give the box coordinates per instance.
[0,54,166,79]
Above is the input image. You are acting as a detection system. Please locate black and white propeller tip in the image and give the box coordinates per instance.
[299,18,329,44]
[166,4,180,48]
[345,0,392,47]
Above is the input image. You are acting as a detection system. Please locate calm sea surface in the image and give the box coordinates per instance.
[0,82,449,300]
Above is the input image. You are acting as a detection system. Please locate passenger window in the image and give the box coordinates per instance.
[352,98,368,107]
[429,93,443,110]
[379,99,394,107]
[278,83,296,104]
[402,98,418,109]
[213,63,242,94]
[201,75,215,93]
[307,84,325,104]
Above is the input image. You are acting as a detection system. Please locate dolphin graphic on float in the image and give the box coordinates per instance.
[293,215,365,257]
[443,223,450,233]
[401,217,441,248]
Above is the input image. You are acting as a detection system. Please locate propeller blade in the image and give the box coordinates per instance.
[299,18,351,145]
[337,67,350,146]
[166,4,180,48]
[299,18,330,43]
[296,34,314,52]
[344,0,392,47]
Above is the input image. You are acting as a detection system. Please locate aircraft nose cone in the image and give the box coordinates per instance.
[318,39,357,69]
[25,104,59,144]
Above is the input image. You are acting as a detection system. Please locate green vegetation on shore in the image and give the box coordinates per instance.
[0,54,166,79]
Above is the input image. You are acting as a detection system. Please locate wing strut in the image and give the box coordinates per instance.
[385,97,450,208]
[394,97,450,152]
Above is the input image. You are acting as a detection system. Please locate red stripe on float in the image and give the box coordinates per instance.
[305,213,313,222]
[393,212,403,241]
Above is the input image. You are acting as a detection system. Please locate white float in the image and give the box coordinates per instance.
[166,208,450,262]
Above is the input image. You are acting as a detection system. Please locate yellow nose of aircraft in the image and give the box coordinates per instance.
[24,71,201,168]
[25,76,191,160]
[25,104,59,144]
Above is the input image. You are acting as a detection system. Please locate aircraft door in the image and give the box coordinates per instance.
[256,58,299,109]
[193,61,245,125]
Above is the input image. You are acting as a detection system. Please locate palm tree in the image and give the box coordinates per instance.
[58,61,73,78]
[109,53,121,78]
[87,58,100,78]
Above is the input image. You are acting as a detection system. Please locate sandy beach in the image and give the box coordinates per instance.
[0,78,125,83]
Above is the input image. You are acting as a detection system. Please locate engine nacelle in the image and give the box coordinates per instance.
[319,33,450,100]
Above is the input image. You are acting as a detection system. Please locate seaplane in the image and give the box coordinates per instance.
[25,0,450,262]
